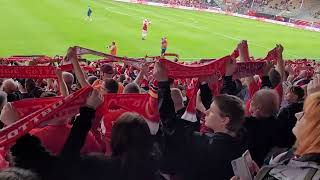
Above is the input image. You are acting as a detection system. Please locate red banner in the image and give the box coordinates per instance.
[104,94,159,122]
[0,66,56,79]
[160,55,230,78]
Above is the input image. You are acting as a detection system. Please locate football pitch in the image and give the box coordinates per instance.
[0,0,319,60]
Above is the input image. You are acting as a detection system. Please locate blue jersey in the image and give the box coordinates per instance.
[87,8,92,16]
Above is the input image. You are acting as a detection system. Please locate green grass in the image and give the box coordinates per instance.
[0,0,319,60]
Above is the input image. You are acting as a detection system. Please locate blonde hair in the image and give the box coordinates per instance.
[1,79,18,93]
[295,92,320,155]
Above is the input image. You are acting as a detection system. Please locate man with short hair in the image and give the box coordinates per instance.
[123,82,140,94]
[277,85,305,148]
[245,89,283,166]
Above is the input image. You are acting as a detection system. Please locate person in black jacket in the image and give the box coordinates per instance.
[60,89,163,180]
[10,89,163,180]
[245,89,283,166]
[277,85,304,148]
[23,79,44,99]
[154,62,247,180]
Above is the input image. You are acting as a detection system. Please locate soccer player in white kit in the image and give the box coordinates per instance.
[142,19,151,40]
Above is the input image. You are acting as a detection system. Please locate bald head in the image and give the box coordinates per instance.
[251,89,279,117]
[124,83,140,94]
[1,79,18,94]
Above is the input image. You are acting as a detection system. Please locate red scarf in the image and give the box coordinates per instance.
[104,93,159,122]
[0,87,92,147]
[0,66,56,79]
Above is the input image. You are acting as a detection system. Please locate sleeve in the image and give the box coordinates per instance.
[10,133,57,178]
[199,83,212,110]
[60,106,96,160]
[220,76,237,95]
[81,131,103,154]
[158,81,204,172]
[158,81,178,131]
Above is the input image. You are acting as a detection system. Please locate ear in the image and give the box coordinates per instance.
[256,104,263,113]
[221,116,230,128]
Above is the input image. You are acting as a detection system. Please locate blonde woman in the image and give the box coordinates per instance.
[253,91,320,179]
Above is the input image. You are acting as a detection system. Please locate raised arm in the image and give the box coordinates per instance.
[67,47,90,88]
[198,75,215,110]
[275,44,285,83]
[55,68,69,96]
[60,89,103,160]
[220,59,237,95]
[133,64,149,85]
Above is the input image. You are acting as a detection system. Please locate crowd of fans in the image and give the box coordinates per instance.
[253,0,301,11]
[152,0,209,9]
[314,10,320,19]
[0,41,320,180]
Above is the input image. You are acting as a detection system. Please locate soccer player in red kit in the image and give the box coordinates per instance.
[142,19,151,40]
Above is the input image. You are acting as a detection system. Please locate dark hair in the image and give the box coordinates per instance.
[119,74,126,83]
[111,112,151,156]
[40,91,57,97]
[289,85,305,101]
[123,83,140,94]
[103,79,118,93]
[87,76,98,85]
[268,68,281,88]
[25,79,36,92]
[110,112,159,179]
[213,95,244,132]
[0,167,40,180]
[0,91,7,106]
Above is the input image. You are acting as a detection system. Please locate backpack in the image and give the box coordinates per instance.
[255,154,320,180]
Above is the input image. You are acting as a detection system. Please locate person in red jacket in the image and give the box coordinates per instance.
[141,19,151,40]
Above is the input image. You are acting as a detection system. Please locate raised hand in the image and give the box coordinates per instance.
[225,59,237,76]
[153,62,168,82]
[86,89,104,110]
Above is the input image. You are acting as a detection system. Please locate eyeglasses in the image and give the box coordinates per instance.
[296,112,304,121]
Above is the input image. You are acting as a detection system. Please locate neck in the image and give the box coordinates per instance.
[214,128,237,137]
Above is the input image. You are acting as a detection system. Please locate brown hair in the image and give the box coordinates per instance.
[214,94,245,132]
[111,112,151,156]
[288,85,305,101]
[295,92,320,155]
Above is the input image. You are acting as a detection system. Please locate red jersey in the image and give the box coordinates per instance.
[161,39,168,48]
[143,23,148,31]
